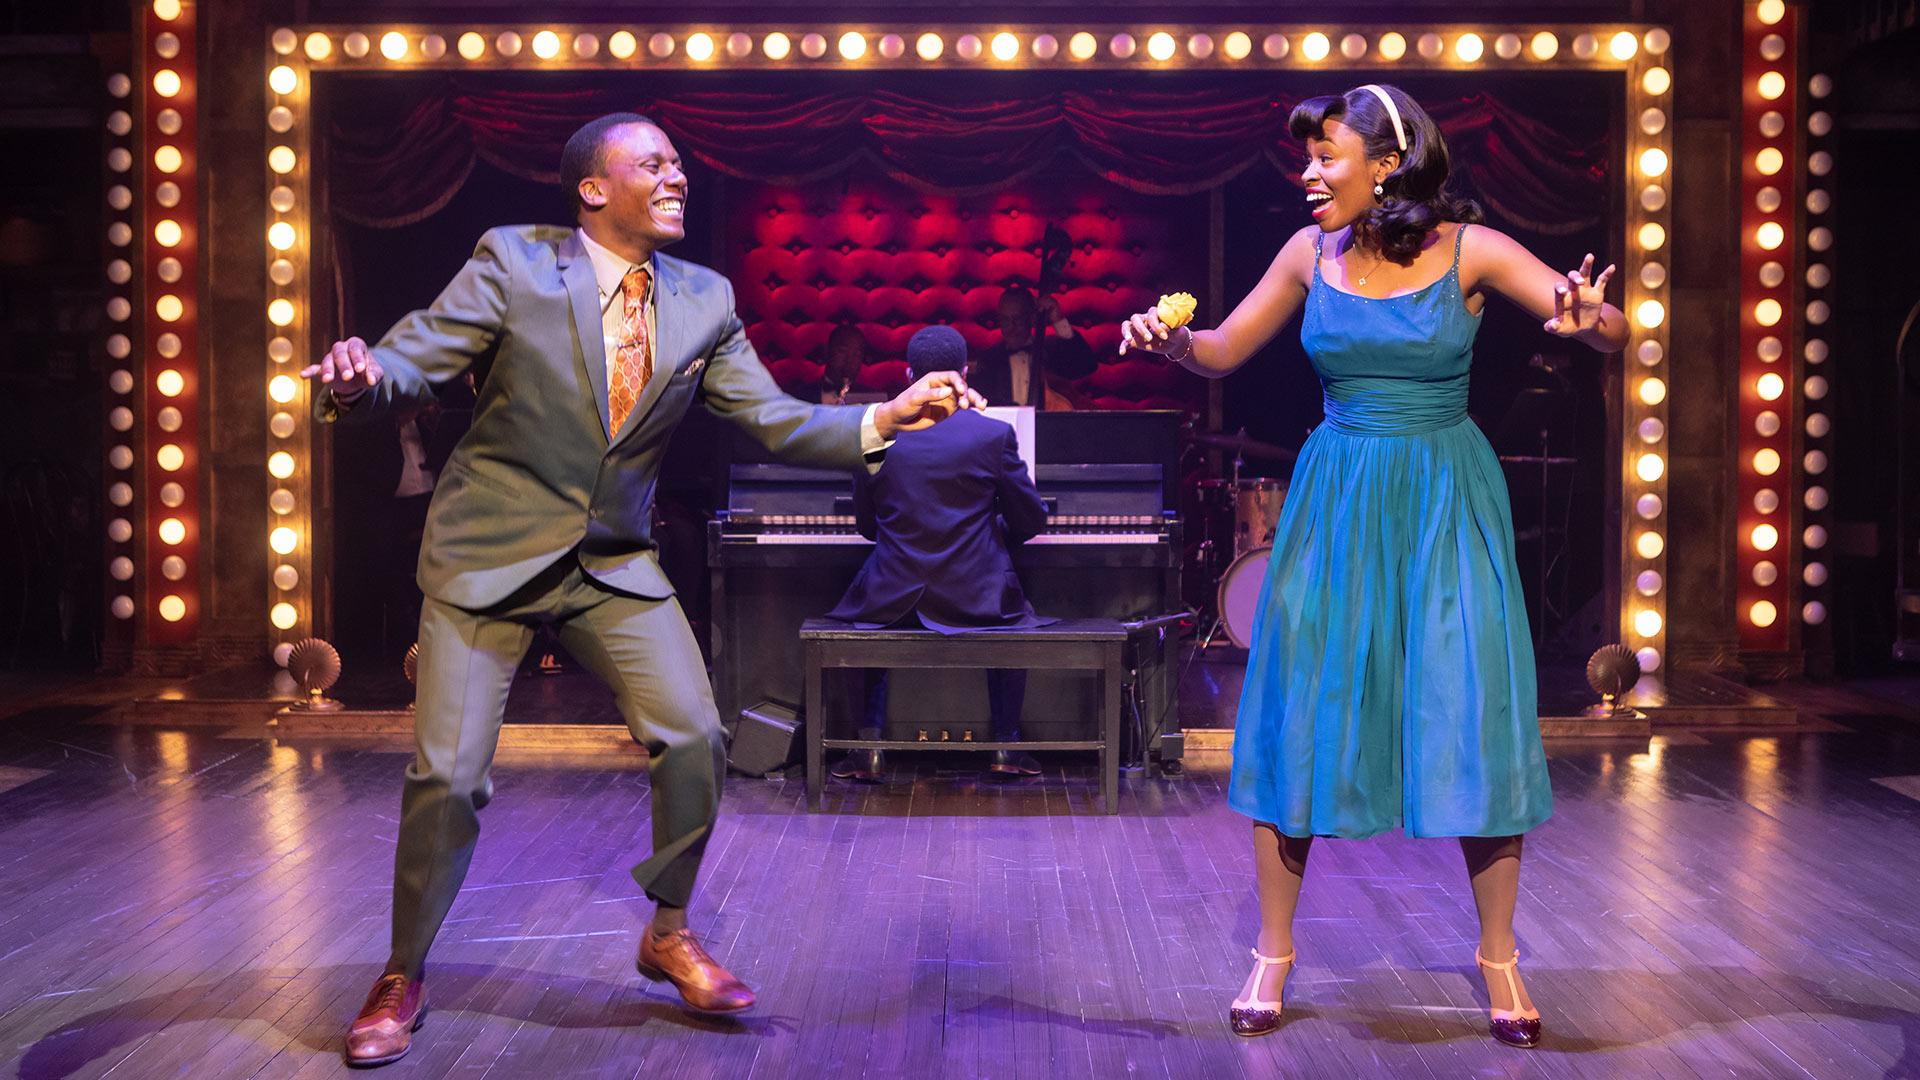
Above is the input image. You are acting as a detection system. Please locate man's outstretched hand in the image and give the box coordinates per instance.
[300,336,383,402]
[875,370,986,439]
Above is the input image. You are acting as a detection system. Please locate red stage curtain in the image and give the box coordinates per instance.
[328,84,1610,235]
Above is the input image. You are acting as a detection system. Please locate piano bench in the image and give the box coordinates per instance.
[799,617,1128,814]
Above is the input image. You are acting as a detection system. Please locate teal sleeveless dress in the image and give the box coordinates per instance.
[1228,225,1553,839]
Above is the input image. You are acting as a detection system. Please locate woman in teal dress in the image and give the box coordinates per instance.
[1120,84,1627,1048]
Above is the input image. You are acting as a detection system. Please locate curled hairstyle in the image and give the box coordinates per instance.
[560,112,658,215]
[1288,85,1482,263]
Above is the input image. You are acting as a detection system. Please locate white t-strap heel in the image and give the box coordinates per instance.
[1474,947,1543,1048]
[1228,948,1295,1038]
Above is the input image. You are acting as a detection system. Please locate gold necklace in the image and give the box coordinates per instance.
[1343,235,1387,287]
[1354,252,1387,287]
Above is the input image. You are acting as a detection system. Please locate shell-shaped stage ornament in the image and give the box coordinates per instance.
[285,638,344,712]
[1156,292,1197,330]
[1585,643,1641,702]
[403,642,419,686]
[287,637,341,693]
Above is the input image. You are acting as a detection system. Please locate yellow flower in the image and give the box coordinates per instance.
[1156,292,1197,329]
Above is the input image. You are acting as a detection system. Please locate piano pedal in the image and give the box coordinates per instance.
[917,729,930,742]
[938,729,952,742]
[960,729,974,741]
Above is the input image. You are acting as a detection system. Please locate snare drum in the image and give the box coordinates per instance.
[1217,545,1272,649]
[1231,478,1288,556]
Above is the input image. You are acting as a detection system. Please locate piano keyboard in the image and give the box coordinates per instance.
[748,532,1162,545]
[731,513,1165,545]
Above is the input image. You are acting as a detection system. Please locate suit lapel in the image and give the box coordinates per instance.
[610,255,685,447]
[558,232,612,443]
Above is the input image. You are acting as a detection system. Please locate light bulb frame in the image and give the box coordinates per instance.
[213,18,1676,661]
[1736,2,1809,656]
[134,0,203,645]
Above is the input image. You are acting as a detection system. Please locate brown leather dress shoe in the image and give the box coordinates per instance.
[344,973,426,1067]
[636,927,756,1014]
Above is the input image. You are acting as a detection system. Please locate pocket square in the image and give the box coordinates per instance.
[680,357,707,379]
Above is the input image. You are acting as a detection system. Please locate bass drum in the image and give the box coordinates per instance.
[1217,545,1272,649]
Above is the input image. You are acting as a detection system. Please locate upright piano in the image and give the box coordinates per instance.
[708,413,1184,753]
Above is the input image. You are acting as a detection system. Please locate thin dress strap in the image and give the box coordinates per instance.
[1450,223,1469,272]
[1313,230,1324,283]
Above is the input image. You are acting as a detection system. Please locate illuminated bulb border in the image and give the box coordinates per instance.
[1799,67,1833,636]
[1735,2,1802,653]
[277,23,1674,70]
[143,1,200,638]
[261,25,316,651]
[240,20,1672,664]
[105,64,137,630]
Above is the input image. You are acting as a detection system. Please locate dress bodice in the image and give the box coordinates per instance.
[1300,225,1482,436]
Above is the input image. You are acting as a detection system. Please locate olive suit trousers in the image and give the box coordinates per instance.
[387,554,724,979]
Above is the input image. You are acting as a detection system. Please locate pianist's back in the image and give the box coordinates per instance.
[827,408,1049,631]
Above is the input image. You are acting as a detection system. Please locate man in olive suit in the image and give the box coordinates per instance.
[304,113,982,1067]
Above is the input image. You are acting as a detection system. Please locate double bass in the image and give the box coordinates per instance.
[1035,222,1092,412]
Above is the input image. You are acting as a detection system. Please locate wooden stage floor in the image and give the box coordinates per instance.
[2,682,1919,1078]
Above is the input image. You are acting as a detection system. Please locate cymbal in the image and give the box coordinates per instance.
[1187,430,1298,460]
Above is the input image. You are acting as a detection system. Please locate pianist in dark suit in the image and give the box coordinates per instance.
[969,284,1098,409]
[827,324,1054,779]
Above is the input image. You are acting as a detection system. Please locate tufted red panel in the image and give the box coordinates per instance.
[727,173,1208,410]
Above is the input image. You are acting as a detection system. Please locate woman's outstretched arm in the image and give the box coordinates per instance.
[1465,225,1629,353]
[1119,226,1319,378]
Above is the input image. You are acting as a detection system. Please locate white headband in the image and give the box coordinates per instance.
[1358,84,1408,153]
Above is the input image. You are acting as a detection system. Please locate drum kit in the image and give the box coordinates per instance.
[1184,427,1296,649]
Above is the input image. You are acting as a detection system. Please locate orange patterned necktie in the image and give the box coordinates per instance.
[609,266,652,433]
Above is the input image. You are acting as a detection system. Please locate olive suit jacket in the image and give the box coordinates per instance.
[317,225,867,611]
